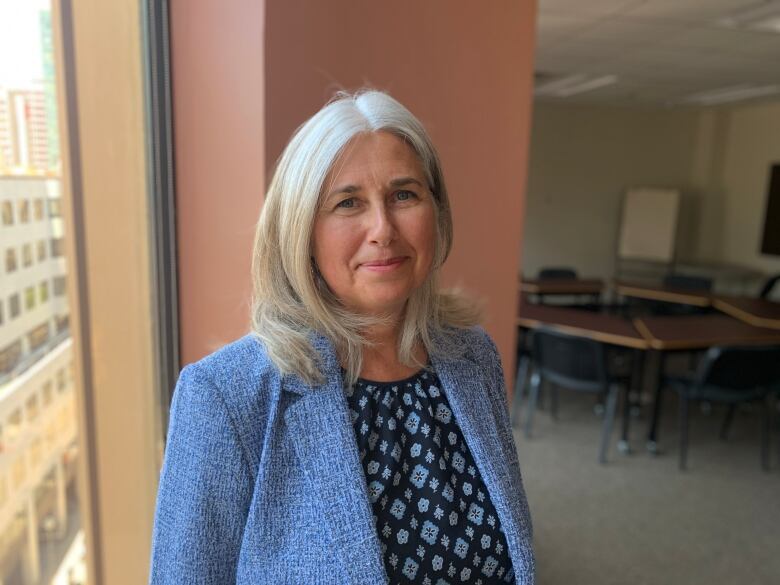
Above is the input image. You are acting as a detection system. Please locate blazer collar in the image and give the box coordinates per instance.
[281,329,531,584]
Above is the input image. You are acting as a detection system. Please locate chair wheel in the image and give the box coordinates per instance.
[617,440,631,455]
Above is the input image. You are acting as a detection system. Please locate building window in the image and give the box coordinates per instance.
[39,281,49,303]
[28,322,50,351]
[22,243,33,267]
[56,367,66,391]
[34,198,44,221]
[26,395,40,422]
[42,381,54,406]
[37,239,47,261]
[9,294,20,319]
[48,197,62,218]
[5,248,17,272]
[53,275,67,297]
[1,201,13,225]
[55,313,70,333]
[0,341,22,374]
[18,199,30,223]
[25,286,36,311]
[50,237,64,258]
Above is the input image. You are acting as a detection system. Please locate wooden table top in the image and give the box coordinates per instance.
[520,278,604,295]
[633,314,780,351]
[711,296,780,330]
[517,302,648,349]
[614,280,712,307]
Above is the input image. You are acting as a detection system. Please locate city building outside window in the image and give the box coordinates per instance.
[9,293,21,319]
[34,197,44,220]
[40,280,49,303]
[22,242,33,267]
[25,286,36,311]
[18,199,30,223]
[1,201,13,225]
[5,247,17,272]
[37,238,46,261]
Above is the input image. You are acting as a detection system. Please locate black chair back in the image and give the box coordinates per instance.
[695,345,780,391]
[538,267,578,280]
[532,328,607,393]
[759,274,780,299]
[663,274,713,291]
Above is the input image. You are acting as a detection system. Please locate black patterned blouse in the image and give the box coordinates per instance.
[345,367,515,585]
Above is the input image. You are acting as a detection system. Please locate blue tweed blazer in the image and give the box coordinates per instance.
[149,326,534,584]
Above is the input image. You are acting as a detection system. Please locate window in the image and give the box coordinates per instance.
[5,248,17,272]
[9,294,21,319]
[25,286,36,310]
[22,243,33,267]
[56,368,66,391]
[42,381,53,406]
[47,197,62,218]
[34,198,45,220]
[50,237,64,258]
[40,281,49,303]
[28,323,50,351]
[0,341,22,374]
[55,313,70,333]
[26,395,40,422]
[37,239,47,261]
[18,199,30,223]
[53,275,67,296]
[6,409,23,442]
[1,201,13,225]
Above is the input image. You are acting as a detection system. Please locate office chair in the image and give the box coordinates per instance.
[664,345,780,471]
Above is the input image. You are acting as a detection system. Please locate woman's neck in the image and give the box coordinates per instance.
[359,321,427,382]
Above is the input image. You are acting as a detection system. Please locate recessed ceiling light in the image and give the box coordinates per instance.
[718,0,780,33]
[535,74,618,98]
[680,84,780,105]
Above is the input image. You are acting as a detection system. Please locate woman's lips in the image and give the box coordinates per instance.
[360,257,407,272]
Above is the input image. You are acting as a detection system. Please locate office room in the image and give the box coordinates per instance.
[516,1,780,584]
[1,0,779,584]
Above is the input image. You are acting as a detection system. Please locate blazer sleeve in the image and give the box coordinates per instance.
[149,363,254,584]
[477,328,534,540]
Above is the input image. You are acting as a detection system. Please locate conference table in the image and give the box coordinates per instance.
[520,278,605,296]
[516,299,780,454]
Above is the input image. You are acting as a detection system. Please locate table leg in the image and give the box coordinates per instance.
[618,349,645,454]
[647,351,667,454]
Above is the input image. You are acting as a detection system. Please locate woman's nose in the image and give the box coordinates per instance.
[367,204,397,246]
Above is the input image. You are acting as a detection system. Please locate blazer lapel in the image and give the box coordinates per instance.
[431,347,534,583]
[282,335,387,585]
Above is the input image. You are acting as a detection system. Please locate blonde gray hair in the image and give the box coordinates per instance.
[250,89,479,385]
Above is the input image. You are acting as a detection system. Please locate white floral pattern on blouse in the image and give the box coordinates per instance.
[346,369,515,585]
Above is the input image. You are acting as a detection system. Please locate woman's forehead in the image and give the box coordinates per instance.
[323,131,427,194]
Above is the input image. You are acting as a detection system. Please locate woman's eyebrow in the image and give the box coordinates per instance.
[327,176,424,199]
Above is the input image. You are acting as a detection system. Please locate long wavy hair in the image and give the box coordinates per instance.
[250,90,480,385]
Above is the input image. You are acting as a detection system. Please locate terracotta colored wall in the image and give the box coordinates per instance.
[170,0,266,364]
[265,1,537,386]
[171,1,537,388]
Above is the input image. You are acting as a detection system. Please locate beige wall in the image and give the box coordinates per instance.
[524,103,699,279]
[525,99,780,285]
[265,0,538,376]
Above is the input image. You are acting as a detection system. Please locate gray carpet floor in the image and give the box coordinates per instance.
[513,388,780,585]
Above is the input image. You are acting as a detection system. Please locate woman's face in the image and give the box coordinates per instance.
[312,131,436,319]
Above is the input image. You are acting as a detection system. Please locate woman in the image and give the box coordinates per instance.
[149,90,534,584]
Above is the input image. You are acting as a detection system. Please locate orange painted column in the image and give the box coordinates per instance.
[170,0,266,364]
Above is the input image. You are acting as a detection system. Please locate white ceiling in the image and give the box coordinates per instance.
[535,0,780,107]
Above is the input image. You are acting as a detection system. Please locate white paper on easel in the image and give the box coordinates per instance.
[618,188,680,263]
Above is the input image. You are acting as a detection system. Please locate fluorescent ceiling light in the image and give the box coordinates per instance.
[718,1,780,32]
[681,84,780,106]
[535,74,618,98]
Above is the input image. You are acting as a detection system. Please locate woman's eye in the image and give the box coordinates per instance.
[395,190,417,202]
[335,197,356,209]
